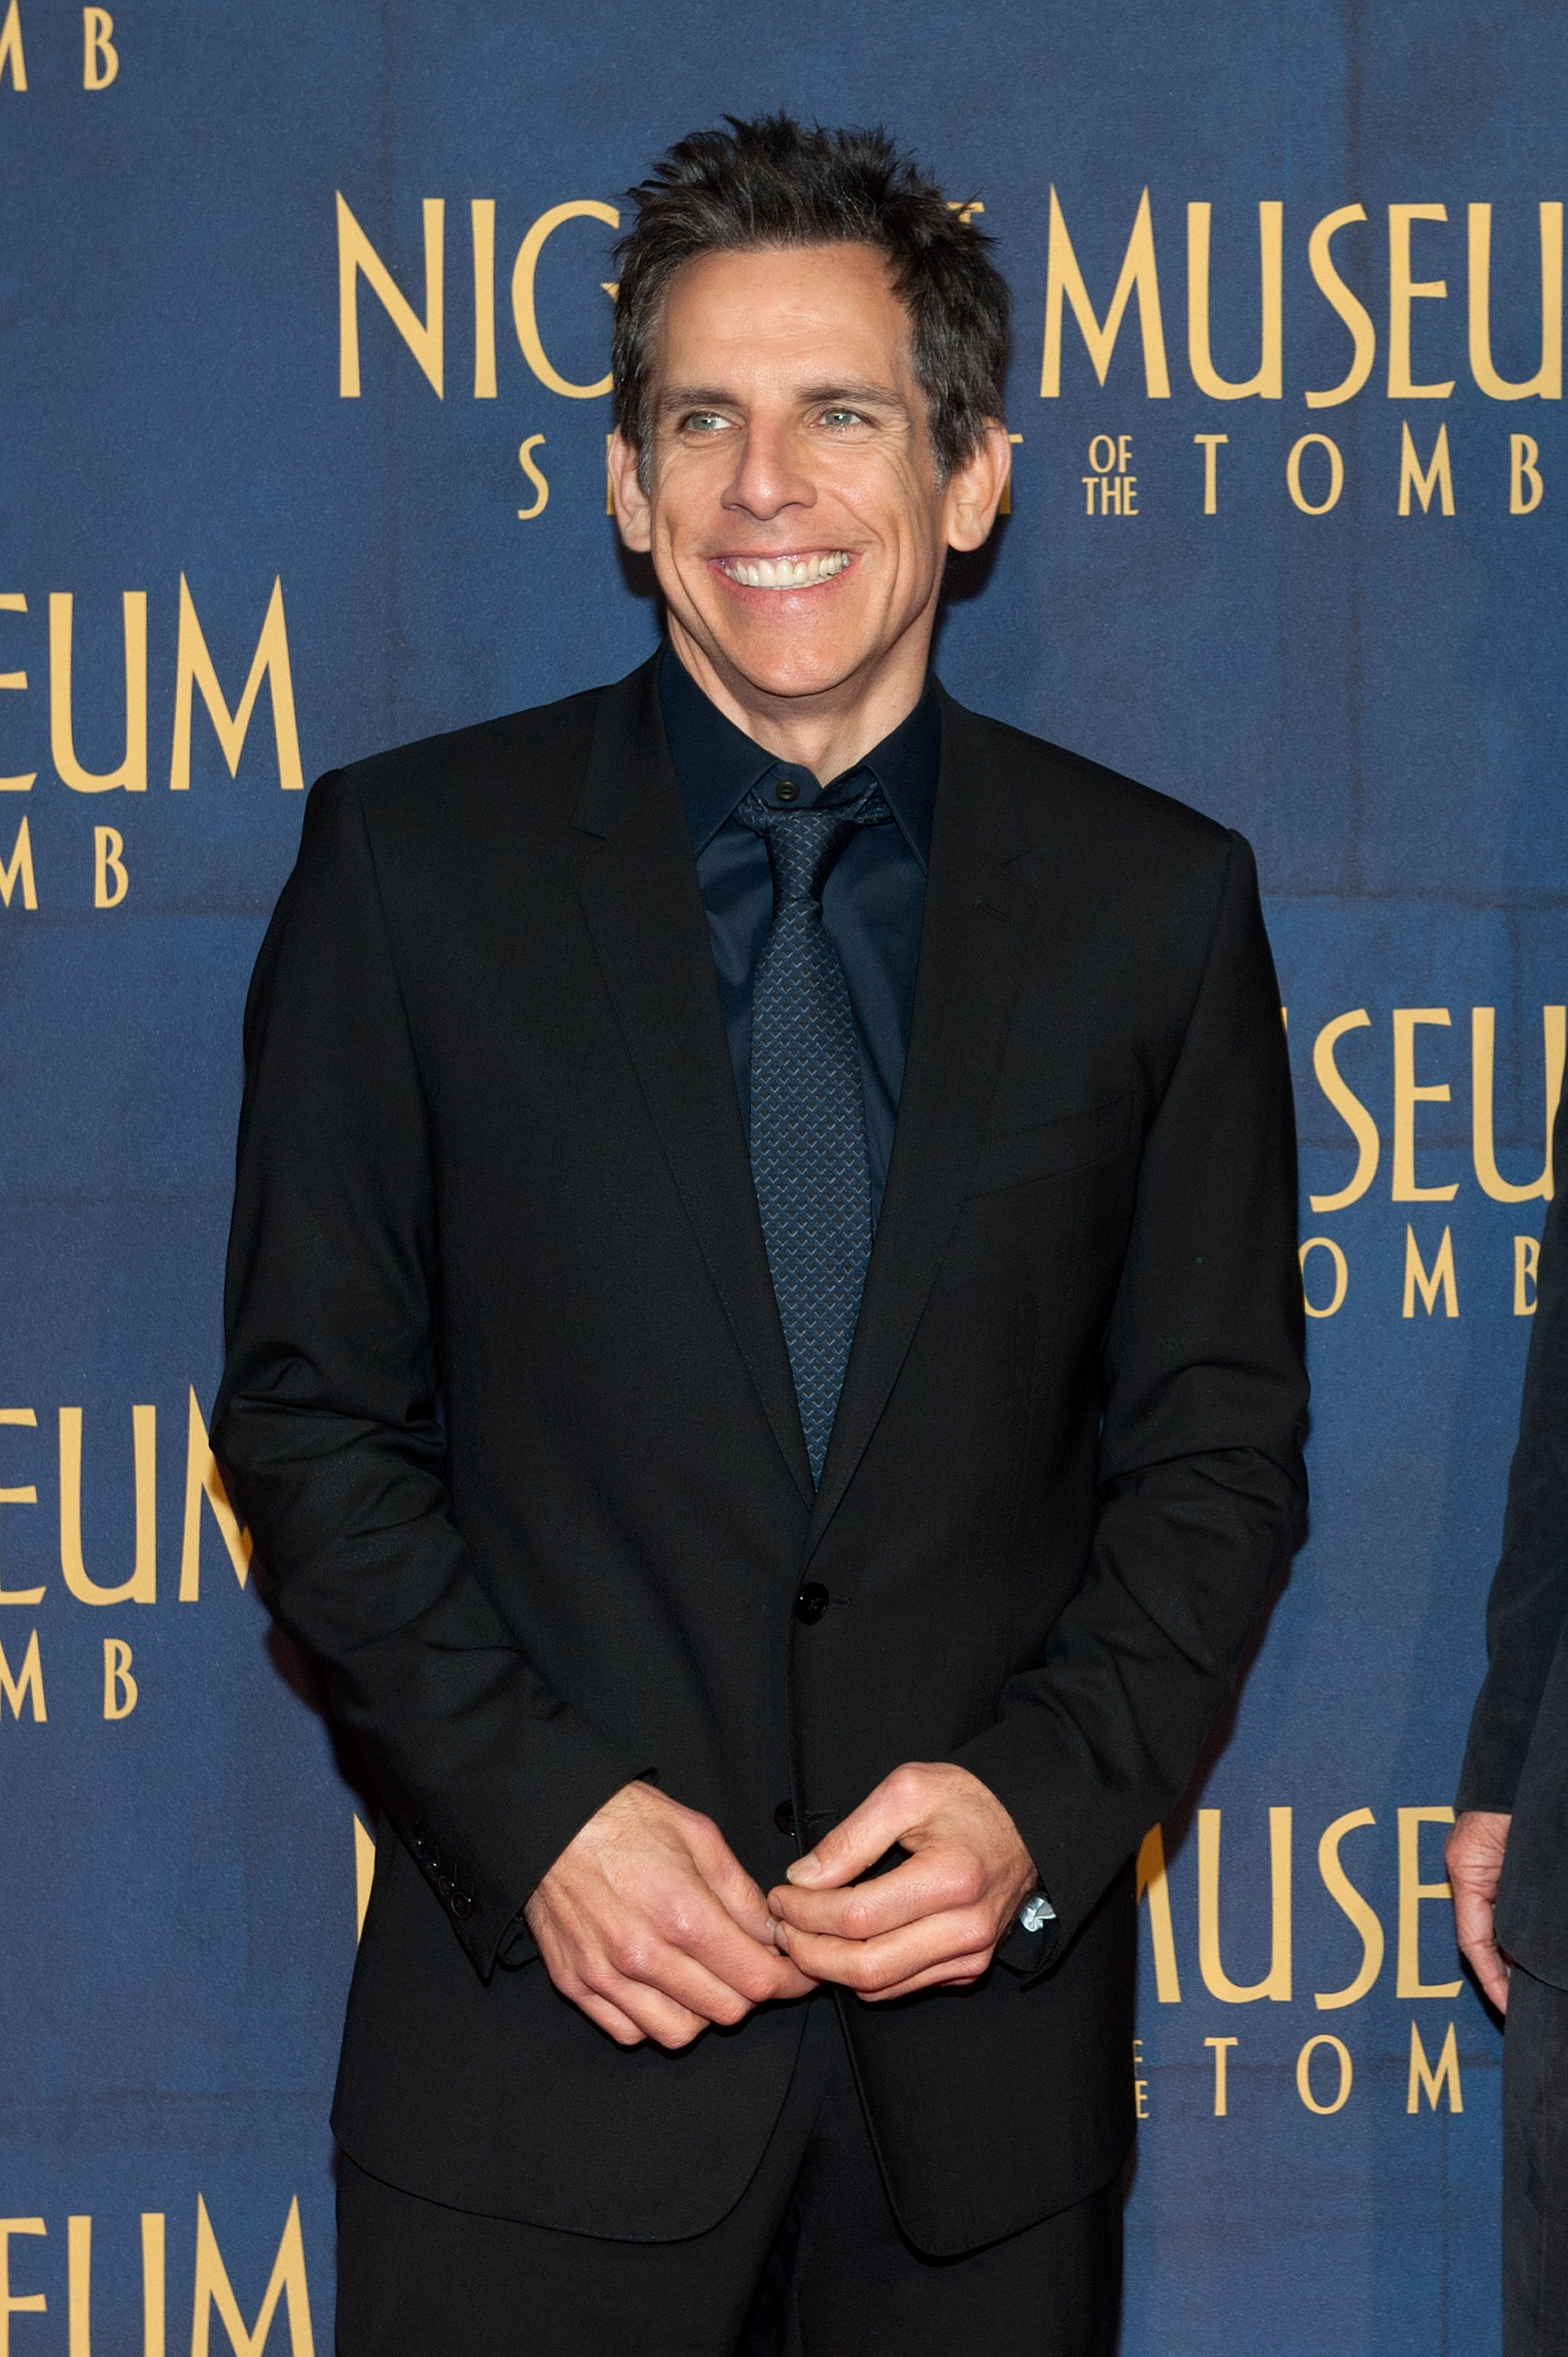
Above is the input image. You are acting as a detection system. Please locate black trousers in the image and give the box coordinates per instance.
[336,1996,1123,2356]
[1504,1963,1568,2357]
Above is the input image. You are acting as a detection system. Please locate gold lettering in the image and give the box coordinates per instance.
[1187,201,1283,398]
[1388,204,1456,398]
[191,2194,316,2357]
[0,1409,42,1604]
[1296,2033,1353,2114]
[516,434,550,520]
[0,2222,46,2351]
[1403,1226,1459,1318]
[1299,1237,1348,1318]
[0,1631,44,1722]
[1407,2018,1463,2111]
[1204,2034,1237,2117]
[471,199,496,399]
[1468,203,1563,401]
[49,592,148,792]
[1198,1807,1291,2003]
[1472,1005,1565,1200]
[141,2216,164,2357]
[1135,1823,1181,2001]
[1392,1009,1457,1199]
[1193,432,1228,513]
[93,825,126,908]
[355,1813,376,1940]
[0,2,26,91]
[998,431,1023,515]
[1315,1808,1384,2007]
[1515,1233,1541,1316]
[169,576,303,794]
[1398,421,1456,515]
[68,2214,90,2357]
[511,201,619,399]
[0,818,36,911]
[1042,188,1171,398]
[1511,432,1545,514]
[1310,1010,1379,1208]
[0,592,36,790]
[1397,1807,1464,1996]
[103,1636,137,1719]
[59,1405,156,1605]
[1306,205,1376,407]
[179,1389,251,1602]
[82,5,116,89]
[1286,432,1344,515]
[337,192,444,399]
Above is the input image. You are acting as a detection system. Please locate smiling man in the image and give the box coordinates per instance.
[214,117,1307,2356]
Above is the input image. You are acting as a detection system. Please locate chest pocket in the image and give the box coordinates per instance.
[966,1091,1133,1200]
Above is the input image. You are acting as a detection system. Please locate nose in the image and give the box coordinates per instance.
[724,415,815,524]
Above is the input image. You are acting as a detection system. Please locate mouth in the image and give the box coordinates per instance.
[715,551,852,592]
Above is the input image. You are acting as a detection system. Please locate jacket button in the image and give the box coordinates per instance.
[774,1799,797,1837]
[449,1891,474,1919]
[794,1582,829,1626]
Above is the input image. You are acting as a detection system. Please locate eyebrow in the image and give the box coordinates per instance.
[656,379,910,419]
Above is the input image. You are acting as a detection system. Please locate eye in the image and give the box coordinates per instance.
[680,411,730,434]
[819,408,867,430]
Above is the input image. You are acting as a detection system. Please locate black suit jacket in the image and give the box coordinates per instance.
[213,655,1306,2256]
[1457,1089,1568,1989]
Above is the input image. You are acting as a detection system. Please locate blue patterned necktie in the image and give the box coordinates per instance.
[738,784,891,1485]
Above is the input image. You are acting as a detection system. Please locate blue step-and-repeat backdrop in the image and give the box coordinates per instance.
[2,2,1562,2348]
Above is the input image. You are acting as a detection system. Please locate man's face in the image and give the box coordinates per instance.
[612,243,998,711]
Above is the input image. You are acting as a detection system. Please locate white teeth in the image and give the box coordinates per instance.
[721,552,852,590]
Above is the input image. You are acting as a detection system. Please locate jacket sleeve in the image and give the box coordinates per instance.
[212,772,643,1978]
[954,830,1308,1955]
[1456,1089,1568,1813]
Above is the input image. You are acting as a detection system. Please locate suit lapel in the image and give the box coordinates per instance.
[803,691,1039,1557]
[569,660,815,1506]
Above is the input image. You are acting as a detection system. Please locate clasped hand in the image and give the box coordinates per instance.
[526,1764,1038,2051]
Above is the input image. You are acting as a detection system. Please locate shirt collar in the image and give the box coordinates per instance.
[658,643,940,872]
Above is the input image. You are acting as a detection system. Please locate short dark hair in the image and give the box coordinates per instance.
[612,114,1011,483]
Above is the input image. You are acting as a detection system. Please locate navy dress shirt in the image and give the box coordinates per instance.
[658,645,937,1226]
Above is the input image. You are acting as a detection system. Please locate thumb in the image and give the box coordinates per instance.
[786,1782,909,1888]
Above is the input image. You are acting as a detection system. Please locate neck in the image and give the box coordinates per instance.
[665,611,934,782]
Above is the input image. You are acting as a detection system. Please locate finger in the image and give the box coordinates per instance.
[659,1882,811,2006]
[775,1909,992,1993]
[567,1988,651,2046]
[601,1935,771,2028]
[688,1827,786,1945]
[770,1852,980,1941]
[786,1776,917,1890]
[858,1950,995,2003]
[588,1968,717,2050]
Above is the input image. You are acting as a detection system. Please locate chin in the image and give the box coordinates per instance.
[707,616,874,702]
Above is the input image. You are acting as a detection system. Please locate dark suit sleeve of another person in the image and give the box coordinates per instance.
[212,772,641,1979]
[1457,1089,1568,1816]
[954,831,1307,1949]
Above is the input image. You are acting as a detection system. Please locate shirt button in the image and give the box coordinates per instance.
[775,1799,797,1837]
[449,1891,474,1919]
[794,1582,829,1626]
[775,777,800,803]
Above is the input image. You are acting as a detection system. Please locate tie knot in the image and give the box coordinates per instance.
[738,788,889,908]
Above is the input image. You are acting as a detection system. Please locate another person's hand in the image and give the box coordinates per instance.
[766,1762,1039,2002]
[526,1780,818,2049]
[1446,1809,1514,2012]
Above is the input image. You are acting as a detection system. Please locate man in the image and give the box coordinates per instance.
[214,115,1306,2355]
[1451,1088,1568,2356]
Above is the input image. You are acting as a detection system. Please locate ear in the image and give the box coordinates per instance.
[943,420,1013,552]
[607,431,654,552]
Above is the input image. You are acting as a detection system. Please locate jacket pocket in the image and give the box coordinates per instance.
[966,1091,1132,1200]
